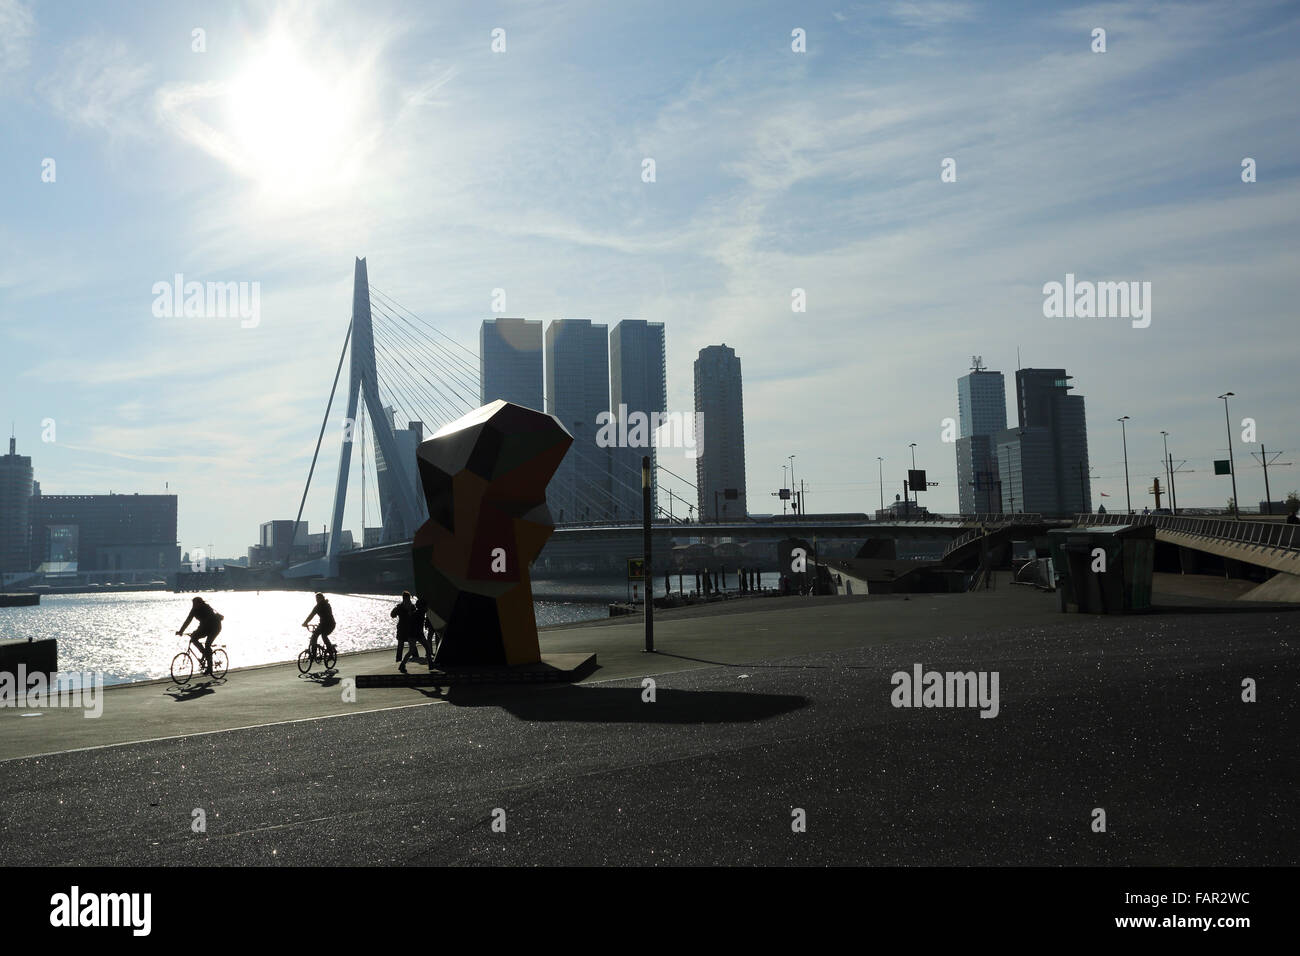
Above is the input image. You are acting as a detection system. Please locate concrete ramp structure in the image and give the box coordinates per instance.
[1076,512,1300,603]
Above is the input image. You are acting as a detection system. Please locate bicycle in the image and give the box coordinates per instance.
[171,633,228,684]
[297,623,338,674]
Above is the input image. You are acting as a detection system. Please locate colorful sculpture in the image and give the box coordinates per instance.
[412,400,572,666]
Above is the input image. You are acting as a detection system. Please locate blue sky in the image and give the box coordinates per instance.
[2,0,1298,556]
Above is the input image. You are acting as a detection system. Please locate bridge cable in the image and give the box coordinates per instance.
[288,319,352,569]
[372,300,481,394]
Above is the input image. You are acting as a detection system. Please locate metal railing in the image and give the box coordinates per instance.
[941,514,1047,559]
[1074,513,1300,552]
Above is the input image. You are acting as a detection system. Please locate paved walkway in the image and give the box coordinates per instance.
[0,585,1065,761]
[1,582,1294,865]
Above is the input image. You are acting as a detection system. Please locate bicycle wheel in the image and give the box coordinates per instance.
[171,651,193,684]
[323,644,337,670]
[297,649,312,674]
[211,648,229,679]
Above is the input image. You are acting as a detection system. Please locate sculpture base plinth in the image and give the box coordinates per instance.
[355,652,597,688]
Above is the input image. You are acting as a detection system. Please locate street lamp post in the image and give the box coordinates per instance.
[1160,431,1173,514]
[876,457,884,514]
[788,455,796,514]
[908,443,917,516]
[1117,416,1132,514]
[781,464,788,515]
[1219,392,1239,518]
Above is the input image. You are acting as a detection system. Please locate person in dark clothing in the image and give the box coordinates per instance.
[413,596,436,668]
[301,592,338,663]
[390,591,423,673]
[177,596,222,675]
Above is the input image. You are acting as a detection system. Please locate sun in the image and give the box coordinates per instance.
[224,28,366,197]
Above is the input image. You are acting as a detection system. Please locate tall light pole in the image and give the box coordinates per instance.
[788,455,797,515]
[877,457,884,515]
[1117,416,1131,514]
[781,464,788,515]
[1160,431,1172,512]
[1219,392,1239,518]
[908,443,917,517]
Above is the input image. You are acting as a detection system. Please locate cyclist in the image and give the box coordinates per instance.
[301,592,338,664]
[176,596,223,676]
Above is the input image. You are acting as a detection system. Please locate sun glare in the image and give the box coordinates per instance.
[224,29,366,197]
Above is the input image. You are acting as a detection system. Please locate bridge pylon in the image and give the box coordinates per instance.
[320,258,424,577]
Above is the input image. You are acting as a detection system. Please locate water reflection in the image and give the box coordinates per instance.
[0,590,608,685]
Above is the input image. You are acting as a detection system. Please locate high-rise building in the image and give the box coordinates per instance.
[0,437,34,573]
[694,344,747,522]
[994,368,1091,515]
[545,319,612,523]
[372,407,426,542]
[955,364,1007,514]
[257,520,309,564]
[30,493,179,573]
[480,318,544,411]
[609,320,667,521]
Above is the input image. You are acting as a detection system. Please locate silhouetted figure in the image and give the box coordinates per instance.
[666,571,671,597]
[391,591,423,673]
[413,596,435,668]
[176,596,222,675]
[302,592,338,662]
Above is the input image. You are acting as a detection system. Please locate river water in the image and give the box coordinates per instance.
[0,588,614,686]
[1,573,783,685]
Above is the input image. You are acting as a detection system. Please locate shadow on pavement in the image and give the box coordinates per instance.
[430,684,809,724]
[164,679,224,702]
[298,670,342,687]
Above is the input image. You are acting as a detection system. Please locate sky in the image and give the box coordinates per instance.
[2,0,1298,558]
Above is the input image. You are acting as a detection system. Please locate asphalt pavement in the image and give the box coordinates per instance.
[1,583,1294,865]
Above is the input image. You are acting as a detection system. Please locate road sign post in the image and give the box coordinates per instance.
[642,456,654,653]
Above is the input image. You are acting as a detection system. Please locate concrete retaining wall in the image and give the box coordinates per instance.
[0,638,58,678]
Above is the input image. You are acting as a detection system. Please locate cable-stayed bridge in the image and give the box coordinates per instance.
[280,260,1300,592]
[283,258,701,582]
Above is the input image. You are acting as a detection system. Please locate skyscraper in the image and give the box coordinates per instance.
[545,319,611,523]
[955,363,1007,514]
[480,318,544,411]
[30,492,179,573]
[0,437,33,573]
[994,368,1091,514]
[609,320,667,521]
[372,407,427,542]
[694,344,746,522]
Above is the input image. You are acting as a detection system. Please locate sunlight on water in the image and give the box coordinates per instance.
[0,590,609,685]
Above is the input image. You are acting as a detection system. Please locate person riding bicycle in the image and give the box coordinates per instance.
[301,592,338,664]
[177,596,223,676]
